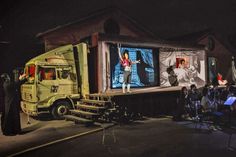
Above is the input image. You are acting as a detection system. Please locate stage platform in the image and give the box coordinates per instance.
[89,86,183,117]
[93,85,228,97]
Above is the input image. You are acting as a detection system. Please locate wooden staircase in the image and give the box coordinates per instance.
[64,94,115,125]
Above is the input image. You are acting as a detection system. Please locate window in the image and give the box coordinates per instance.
[25,64,36,84]
[58,69,70,79]
[38,67,56,81]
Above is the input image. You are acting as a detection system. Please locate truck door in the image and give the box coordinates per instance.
[56,67,77,95]
[37,66,59,103]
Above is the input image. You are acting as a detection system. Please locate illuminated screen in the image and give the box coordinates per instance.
[110,45,158,88]
[159,50,206,87]
[224,97,236,106]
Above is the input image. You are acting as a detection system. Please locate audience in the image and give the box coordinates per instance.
[174,82,236,131]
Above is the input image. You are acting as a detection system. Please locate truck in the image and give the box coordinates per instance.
[20,35,207,122]
[21,43,91,119]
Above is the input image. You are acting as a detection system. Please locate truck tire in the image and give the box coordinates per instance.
[51,100,71,119]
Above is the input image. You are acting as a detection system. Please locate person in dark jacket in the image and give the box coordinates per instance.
[0,73,27,136]
[173,86,189,121]
[188,84,201,118]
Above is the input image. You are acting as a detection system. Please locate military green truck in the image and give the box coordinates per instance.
[21,43,90,119]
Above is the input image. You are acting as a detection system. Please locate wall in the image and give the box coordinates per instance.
[42,13,153,51]
[199,36,232,81]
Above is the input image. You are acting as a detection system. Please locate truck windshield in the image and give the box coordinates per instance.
[25,64,35,84]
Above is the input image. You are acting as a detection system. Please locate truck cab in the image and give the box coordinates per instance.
[21,43,89,119]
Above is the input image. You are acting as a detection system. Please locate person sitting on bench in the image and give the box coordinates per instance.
[201,87,222,131]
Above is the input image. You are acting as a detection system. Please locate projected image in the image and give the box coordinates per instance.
[110,46,156,88]
[176,57,190,69]
[160,50,206,87]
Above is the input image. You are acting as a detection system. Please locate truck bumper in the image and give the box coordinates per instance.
[21,101,38,116]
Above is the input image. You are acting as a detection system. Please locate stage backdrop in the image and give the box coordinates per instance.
[159,50,206,87]
[109,45,158,88]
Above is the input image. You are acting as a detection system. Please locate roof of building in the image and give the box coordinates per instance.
[169,28,236,54]
[97,33,205,50]
[36,6,159,39]
[169,28,213,42]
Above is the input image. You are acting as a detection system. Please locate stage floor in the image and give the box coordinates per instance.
[91,86,182,97]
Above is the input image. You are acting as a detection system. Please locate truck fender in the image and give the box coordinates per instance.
[48,95,75,109]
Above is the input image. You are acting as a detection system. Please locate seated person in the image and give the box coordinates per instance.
[201,88,216,112]
[187,84,201,117]
[188,84,201,101]
[217,73,228,85]
[201,87,223,130]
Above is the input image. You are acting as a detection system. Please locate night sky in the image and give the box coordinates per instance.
[1,0,236,73]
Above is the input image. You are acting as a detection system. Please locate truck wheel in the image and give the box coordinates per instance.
[51,100,71,119]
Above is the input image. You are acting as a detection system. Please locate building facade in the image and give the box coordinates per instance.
[36,7,207,93]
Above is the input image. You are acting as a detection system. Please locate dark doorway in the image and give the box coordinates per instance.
[88,47,98,93]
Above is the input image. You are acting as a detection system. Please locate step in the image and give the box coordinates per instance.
[76,104,105,111]
[85,94,111,100]
[64,115,93,124]
[80,99,109,105]
[107,108,116,111]
[70,109,100,117]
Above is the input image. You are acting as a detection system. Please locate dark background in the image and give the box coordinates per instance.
[1,0,236,73]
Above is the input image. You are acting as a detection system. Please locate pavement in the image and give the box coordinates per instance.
[15,118,236,157]
[0,112,102,157]
[0,113,236,157]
